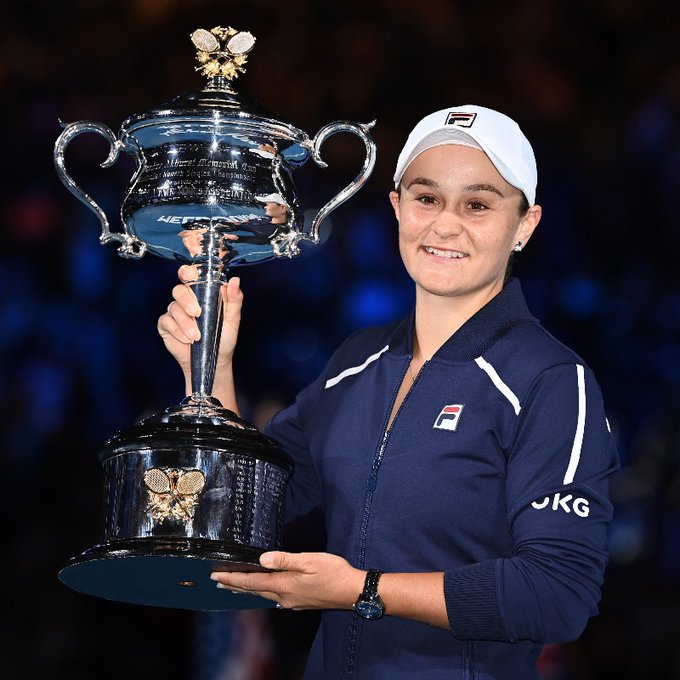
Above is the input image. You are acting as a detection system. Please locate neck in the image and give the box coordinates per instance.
[412,283,503,361]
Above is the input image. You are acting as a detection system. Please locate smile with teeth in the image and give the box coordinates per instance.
[423,245,468,259]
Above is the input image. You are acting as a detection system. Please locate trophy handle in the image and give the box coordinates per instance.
[54,121,147,259]
[304,120,377,243]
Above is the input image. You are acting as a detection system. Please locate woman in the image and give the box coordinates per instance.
[158,105,618,679]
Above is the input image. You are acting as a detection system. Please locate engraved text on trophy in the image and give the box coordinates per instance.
[128,142,265,210]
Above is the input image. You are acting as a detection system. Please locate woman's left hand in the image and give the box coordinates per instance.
[211,551,365,611]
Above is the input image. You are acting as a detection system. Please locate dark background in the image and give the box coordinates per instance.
[3,0,680,678]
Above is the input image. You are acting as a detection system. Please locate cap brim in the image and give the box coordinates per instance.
[394,129,484,186]
[394,127,534,205]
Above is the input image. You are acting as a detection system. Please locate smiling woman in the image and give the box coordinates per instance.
[390,144,541,326]
[158,105,618,680]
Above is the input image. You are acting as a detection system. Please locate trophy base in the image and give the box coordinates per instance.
[58,538,275,610]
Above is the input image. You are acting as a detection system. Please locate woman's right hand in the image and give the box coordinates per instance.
[157,265,244,395]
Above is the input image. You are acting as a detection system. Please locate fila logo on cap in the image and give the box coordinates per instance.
[445,112,477,128]
[433,404,465,431]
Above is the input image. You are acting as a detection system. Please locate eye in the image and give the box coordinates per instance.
[415,193,437,205]
[467,200,489,211]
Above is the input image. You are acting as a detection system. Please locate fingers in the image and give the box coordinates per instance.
[259,550,291,570]
[211,570,279,595]
[178,269,242,319]
[164,267,243,359]
[158,272,202,344]
[172,282,201,317]
[178,264,199,283]
[157,308,196,345]
[209,552,345,611]
[222,276,243,316]
[163,289,201,342]
[213,579,282,607]
[217,277,243,362]
[210,551,294,593]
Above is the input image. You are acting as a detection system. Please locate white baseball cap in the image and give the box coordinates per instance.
[255,193,289,207]
[393,105,537,205]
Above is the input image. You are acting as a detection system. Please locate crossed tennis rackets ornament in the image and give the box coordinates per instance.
[143,468,207,523]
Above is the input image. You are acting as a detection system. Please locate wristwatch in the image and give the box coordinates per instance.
[353,569,385,620]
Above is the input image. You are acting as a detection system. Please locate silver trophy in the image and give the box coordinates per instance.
[54,26,376,610]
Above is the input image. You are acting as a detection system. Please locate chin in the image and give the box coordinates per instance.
[414,269,459,291]
[417,281,464,298]
[416,275,505,302]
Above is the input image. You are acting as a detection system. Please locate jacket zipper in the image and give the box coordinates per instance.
[345,355,424,679]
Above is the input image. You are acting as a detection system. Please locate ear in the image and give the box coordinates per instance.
[389,190,401,221]
[514,204,542,250]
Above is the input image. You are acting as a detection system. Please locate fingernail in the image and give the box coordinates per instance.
[216,583,226,589]
[260,553,274,567]
[209,573,219,581]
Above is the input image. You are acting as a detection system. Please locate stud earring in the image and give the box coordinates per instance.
[513,241,522,252]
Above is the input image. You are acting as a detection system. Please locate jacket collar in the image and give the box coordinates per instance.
[389,278,536,362]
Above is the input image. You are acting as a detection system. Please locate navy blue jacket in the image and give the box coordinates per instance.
[265,279,618,680]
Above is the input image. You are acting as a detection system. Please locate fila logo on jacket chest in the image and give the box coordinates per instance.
[433,404,465,431]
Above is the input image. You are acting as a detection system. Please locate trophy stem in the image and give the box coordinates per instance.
[191,276,225,398]
[188,223,229,401]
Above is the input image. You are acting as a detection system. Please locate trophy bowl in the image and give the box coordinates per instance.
[54,25,376,610]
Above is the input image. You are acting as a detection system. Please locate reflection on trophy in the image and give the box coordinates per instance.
[256,192,290,224]
[54,25,376,610]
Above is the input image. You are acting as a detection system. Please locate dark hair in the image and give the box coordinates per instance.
[505,192,532,280]
[517,192,530,217]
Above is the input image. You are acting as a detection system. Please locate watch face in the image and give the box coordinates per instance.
[354,599,384,620]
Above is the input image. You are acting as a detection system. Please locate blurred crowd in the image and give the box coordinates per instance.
[3,0,680,678]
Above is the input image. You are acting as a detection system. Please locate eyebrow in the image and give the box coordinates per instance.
[406,177,439,190]
[464,183,504,197]
[405,178,505,198]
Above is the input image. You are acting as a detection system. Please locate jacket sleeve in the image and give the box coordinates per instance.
[444,363,619,643]
[264,378,325,523]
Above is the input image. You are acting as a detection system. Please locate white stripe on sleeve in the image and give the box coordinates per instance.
[563,364,586,485]
[324,345,390,389]
[474,356,521,415]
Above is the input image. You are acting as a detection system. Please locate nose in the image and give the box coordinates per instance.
[430,208,463,239]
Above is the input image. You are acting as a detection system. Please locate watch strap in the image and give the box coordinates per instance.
[361,569,383,598]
